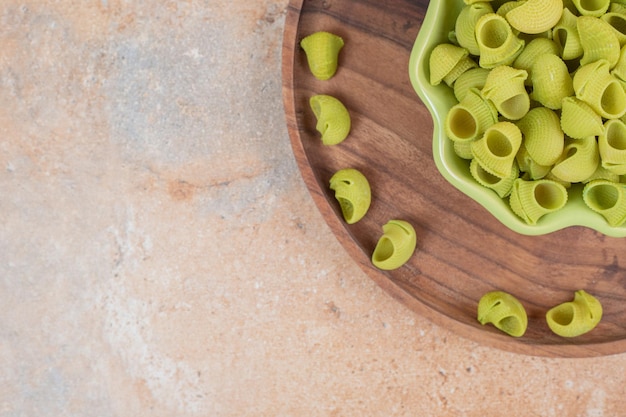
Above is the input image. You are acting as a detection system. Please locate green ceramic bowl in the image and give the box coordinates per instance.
[408,0,626,237]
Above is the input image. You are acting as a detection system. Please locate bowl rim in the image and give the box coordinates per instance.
[408,0,626,237]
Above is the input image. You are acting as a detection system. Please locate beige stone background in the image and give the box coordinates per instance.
[2,1,626,416]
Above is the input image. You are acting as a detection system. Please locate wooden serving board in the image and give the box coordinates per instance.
[282,0,626,357]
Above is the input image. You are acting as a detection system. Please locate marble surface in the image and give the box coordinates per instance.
[2,1,626,416]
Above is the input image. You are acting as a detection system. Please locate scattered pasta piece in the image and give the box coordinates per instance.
[329,168,371,224]
[546,290,603,337]
[309,94,351,145]
[371,220,416,270]
[477,291,527,337]
[300,31,344,80]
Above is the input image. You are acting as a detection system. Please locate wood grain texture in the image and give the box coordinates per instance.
[282,0,626,357]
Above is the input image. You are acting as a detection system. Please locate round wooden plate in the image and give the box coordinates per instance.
[281,0,626,357]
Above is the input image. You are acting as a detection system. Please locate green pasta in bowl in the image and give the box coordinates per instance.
[408,0,626,237]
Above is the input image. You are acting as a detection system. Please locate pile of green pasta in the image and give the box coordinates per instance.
[429,0,626,227]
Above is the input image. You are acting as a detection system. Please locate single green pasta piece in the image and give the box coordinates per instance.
[530,54,574,110]
[445,87,498,147]
[551,136,600,183]
[599,119,626,175]
[371,220,416,271]
[505,0,564,34]
[560,97,604,139]
[471,121,522,178]
[477,291,528,337]
[309,94,351,145]
[546,290,603,337]
[552,8,583,60]
[571,0,610,16]
[429,43,471,86]
[516,107,564,167]
[329,168,371,224]
[509,178,568,224]
[481,65,529,120]
[475,13,525,68]
[470,158,519,197]
[577,16,620,68]
[455,2,494,56]
[573,59,626,119]
[583,179,626,226]
[300,31,344,81]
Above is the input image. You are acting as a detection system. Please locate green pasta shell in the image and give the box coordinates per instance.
[429,43,470,86]
[571,0,610,16]
[578,16,621,68]
[516,107,564,166]
[509,178,568,224]
[445,87,498,144]
[512,38,560,85]
[453,67,491,102]
[481,65,530,120]
[505,0,564,34]
[583,179,626,225]
[599,119,626,175]
[546,290,603,337]
[530,54,574,110]
[551,136,600,183]
[309,94,351,146]
[573,59,626,119]
[470,158,519,197]
[560,97,604,139]
[477,291,527,337]
[552,8,583,60]
[475,13,525,68]
[300,31,344,81]
[329,168,371,224]
[601,13,626,46]
[471,121,522,178]
[371,220,417,271]
[456,2,495,56]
